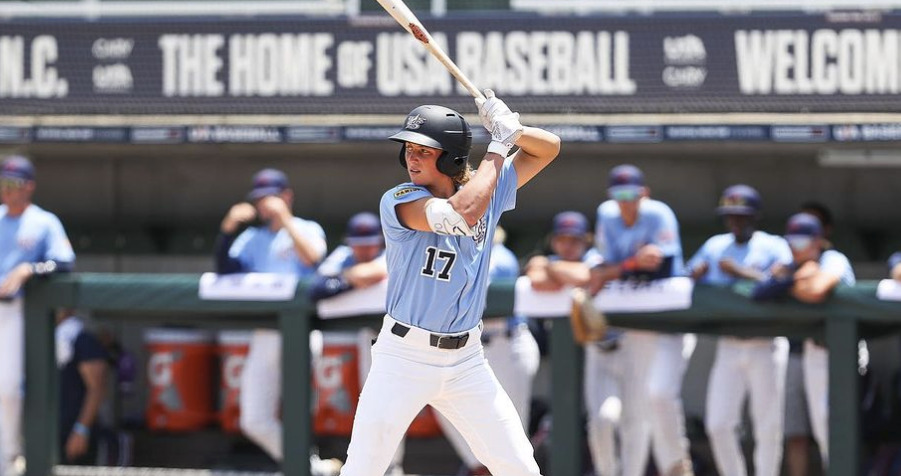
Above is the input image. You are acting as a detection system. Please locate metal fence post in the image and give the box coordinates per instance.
[24,285,59,476]
[281,308,312,476]
[550,319,584,476]
[825,316,858,476]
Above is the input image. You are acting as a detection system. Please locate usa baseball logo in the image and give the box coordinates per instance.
[405,114,425,130]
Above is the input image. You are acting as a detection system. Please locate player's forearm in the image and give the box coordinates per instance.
[547,261,591,287]
[76,362,106,429]
[448,154,504,225]
[344,261,388,288]
[516,127,561,164]
[283,225,323,267]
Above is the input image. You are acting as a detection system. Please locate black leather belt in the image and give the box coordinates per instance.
[391,322,470,350]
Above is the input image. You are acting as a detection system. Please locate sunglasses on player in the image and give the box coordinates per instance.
[608,187,641,202]
[0,178,27,191]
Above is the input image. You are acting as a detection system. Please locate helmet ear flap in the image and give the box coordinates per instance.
[398,145,407,169]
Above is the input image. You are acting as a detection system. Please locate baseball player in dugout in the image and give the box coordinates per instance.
[436,225,540,476]
[526,211,625,476]
[308,212,388,304]
[889,251,901,282]
[587,164,694,476]
[213,169,342,476]
[338,90,560,476]
[0,155,76,476]
[686,185,792,476]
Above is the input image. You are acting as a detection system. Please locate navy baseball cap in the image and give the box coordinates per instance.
[345,212,383,246]
[785,213,823,238]
[0,155,35,181]
[552,211,589,237]
[607,164,644,201]
[716,184,762,216]
[247,168,289,201]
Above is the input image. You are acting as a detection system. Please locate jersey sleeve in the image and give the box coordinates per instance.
[820,250,856,285]
[651,204,682,257]
[686,238,712,273]
[773,236,794,265]
[228,229,256,270]
[317,247,350,277]
[74,332,109,364]
[493,157,518,213]
[596,212,615,263]
[303,219,328,262]
[44,214,75,264]
[379,184,432,242]
[489,245,520,280]
[582,248,604,268]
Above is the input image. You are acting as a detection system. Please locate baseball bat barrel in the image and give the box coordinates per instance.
[375,0,485,101]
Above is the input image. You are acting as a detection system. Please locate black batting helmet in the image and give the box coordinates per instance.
[389,105,472,177]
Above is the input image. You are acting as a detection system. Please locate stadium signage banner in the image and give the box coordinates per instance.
[4,13,901,114]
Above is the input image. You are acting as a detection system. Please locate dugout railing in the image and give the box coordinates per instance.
[23,274,901,476]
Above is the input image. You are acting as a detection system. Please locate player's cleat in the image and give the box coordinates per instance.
[310,453,343,476]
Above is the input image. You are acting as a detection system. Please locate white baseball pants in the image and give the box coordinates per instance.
[705,337,788,476]
[584,341,624,476]
[802,339,829,465]
[239,328,323,462]
[0,300,23,476]
[340,316,541,476]
[620,331,694,476]
[435,321,540,470]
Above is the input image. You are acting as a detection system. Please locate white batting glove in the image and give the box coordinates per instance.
[475,89,523,156]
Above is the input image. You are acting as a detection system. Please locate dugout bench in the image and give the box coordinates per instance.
[23,274,901,476]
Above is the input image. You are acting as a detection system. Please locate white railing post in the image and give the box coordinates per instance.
[431,0,446,17]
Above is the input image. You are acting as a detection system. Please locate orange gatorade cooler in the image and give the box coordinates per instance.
[145,328,216,431]
[217,330,252,433]
[313,331,363,436]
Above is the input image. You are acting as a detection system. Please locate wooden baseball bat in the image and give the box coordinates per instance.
[375,0,485,101]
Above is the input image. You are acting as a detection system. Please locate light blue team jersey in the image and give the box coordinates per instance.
[687,231,793,286]
[316,244,386,277]
[228,217,326,277]
[380,157,518,333]
[488,242,522,326]
[0,204,75,296]
[819,249,856,286]
[595,198,684,275]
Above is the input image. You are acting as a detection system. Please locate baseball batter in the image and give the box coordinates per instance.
[0,155,75,476]
[339,91,560,476]
[687,185,792,476]
[782,213,855,467]
[525,212,616,476]
[590,164,693,476]
[213,168,336,474]
[436,226,540,476]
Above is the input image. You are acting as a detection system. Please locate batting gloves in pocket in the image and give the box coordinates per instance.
[475,89,523,157]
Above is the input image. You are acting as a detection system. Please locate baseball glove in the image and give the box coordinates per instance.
[569,288,608,345]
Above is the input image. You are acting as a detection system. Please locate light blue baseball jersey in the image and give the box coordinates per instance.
[380,157,518,333]
[595,198,683,275]
[818,249,856,286]
[228,217,326,277]
[488,241,522,326]
[0,204,75,296]
[687,231,793,286]
[316,244,386,277]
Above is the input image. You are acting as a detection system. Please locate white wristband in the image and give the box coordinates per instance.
[487,140,512,157]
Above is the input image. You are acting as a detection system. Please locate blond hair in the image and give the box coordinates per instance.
[452,163,474,187]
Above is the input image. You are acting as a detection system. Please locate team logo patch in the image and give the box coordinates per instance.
[394,187,421,199]
[405,114,426,130]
